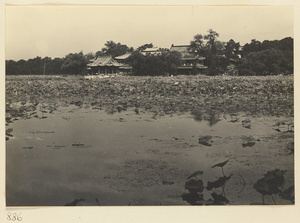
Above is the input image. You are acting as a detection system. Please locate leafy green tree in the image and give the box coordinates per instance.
[190,29,226,75]
[278,37,293,51]
[42,57,52,75]
[190,34,205,55]
[26,57,43,74]
[47,57,64,74]
[225,39,241,61]
[237,48,285,75]
[61,52,88,75]
[277,37,293,74]
[239,37,293,75]
[98,41,133,58]
[126,50,182,76]
[204,30,226,75]
[241,39,262,57]
[84,52,96,61]
[137,43,154,51]
[5,60,18,74]
[126,51,146,75]
[167,51,182,74]
[220,39,241,75]
[204,29,220,54]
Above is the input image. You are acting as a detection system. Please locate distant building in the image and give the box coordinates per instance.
[141,47,162,56]
[114,53,132,63]
[170,44,207,75]
[87,55,132,75]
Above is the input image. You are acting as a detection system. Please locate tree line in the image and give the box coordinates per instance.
[5,30,293,76]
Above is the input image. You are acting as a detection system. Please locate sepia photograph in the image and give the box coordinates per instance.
[4,3,295,211]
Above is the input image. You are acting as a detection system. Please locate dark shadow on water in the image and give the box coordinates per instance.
[198,135,213,146]
[253,169,294,205]
[210,192,229,205]
[182,192,205,205]
[64,198,85,206]
[191,110,203,122]
[191,110,220,126]
[242,141,255,148]
[104,104,128,115]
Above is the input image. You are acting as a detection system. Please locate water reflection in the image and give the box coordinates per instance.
[191,110,220,126]
[191,110,203,122]
[105,104,128,115]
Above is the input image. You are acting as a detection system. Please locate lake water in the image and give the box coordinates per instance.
[6,106,294,206]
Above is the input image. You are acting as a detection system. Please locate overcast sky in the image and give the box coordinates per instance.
[5,5,294,60]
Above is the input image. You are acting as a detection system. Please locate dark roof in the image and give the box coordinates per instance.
[170,45,192,54]
[170,45,204,60]
[142,47,160,52]
[115,53,132,60]
[87,56,123,67]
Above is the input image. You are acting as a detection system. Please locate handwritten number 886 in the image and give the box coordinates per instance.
[7,212,22,221]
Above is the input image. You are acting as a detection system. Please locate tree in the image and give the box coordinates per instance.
[47,57,64,74]
[205,30,226,75]
[5,60,18,74]
[137,43,154,51]
[225,39,241,61]
[220,39,241,75]
[84,52,95,61]
[126,51,146,76]
[278,37,293,74]
[242,39,262,57]
[238,37,293,75]
[190,34,205,55]
[61,52,88,75]
[99,41,133,58]
[237,48,285,75]
[26,57,43,74]
[42,57,52,75]
[190,29,226,75]
[204,29,220,54]
[166,51,182,74]
[126,50,182,76]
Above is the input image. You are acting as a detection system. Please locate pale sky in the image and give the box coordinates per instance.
[5,5,294,60]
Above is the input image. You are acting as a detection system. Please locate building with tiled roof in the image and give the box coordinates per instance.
[114,53,132,62]
[170,44,207,74]
[141,47,162,56]
[87,55,132,75]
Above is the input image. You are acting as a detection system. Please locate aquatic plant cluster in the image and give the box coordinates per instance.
[6,75,293,123]
[183,161,294,205]
[182,159,234,205]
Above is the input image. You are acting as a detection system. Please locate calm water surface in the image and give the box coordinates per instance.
[6,106,294,206]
